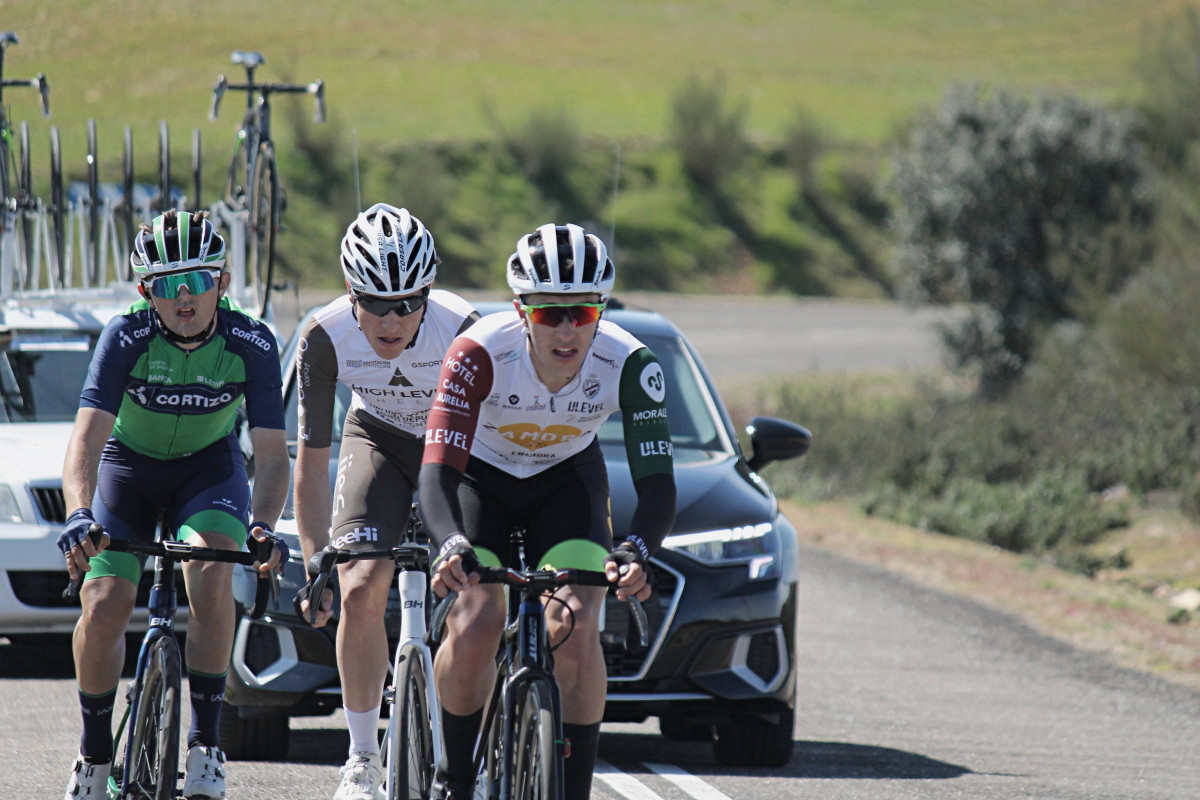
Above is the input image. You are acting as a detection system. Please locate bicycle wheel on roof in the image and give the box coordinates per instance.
[48,124,65,288]
[247,140,277,317]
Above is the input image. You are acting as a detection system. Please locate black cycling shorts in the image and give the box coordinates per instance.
[455,438,613,569]
[330,408,423,551]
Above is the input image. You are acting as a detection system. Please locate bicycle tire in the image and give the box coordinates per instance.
[509,680,561,800]
[85,118,101,284]
[384,645,436,800]
[16,120,34,289]
[247,140,277,316]
[48,125,65,288]
[157,120,171,213]
[479,685,506,800]
[119,125,135,278]
[126,637,182,800]
[191,127,202,212]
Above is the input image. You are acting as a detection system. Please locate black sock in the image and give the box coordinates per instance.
[187,670,227,748]
[78,687,117,764]
[562,721,602,800]
[437,706,484,792]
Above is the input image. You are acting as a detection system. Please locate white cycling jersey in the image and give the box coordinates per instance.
[296,290,478,446]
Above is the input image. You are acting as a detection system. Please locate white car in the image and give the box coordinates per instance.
[0,284,142,638]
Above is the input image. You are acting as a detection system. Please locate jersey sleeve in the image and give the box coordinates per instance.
[295,318,339,448]
[619,346,676,556]
[79,315,139,415]
[240,320,285,431]
[421,336,494,472]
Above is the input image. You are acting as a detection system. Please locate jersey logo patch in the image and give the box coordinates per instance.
[389,368,413,387]
[497,422,583,451]
[640,363,666,403]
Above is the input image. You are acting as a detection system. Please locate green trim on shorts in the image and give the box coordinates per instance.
[179,509,248,547]
[537,539,608,571]
[83,550,142,585]
[475,547,502,568]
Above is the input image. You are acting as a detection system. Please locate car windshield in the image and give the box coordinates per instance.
[0,333,96,423]
[284,332,729,454]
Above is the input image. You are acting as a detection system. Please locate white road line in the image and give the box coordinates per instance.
[594,760,665,800]
[646,762,734,800]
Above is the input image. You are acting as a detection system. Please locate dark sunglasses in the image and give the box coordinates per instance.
[353,288,429,318]
[519,301,606,328]
[143,269,221,300]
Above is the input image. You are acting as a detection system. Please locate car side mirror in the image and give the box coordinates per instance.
[745,416,811,473]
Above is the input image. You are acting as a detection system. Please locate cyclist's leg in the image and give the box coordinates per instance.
[524,441,613,800]
[432,460,510,798]
[72,443,161,766]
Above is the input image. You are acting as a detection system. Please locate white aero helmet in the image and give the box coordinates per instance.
[340,203,438,296]
[130,211,226,276]
[506,223,615,299]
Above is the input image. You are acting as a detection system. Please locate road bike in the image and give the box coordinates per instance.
[209,50,324,317]
[429,544,649,800]
[64,523,284,800]
[0,31,49,291]
[304,506,442,800]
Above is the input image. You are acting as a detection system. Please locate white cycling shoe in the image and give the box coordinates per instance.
[182,744,227,799]
[334,750,385,800]
[63,755,111,799]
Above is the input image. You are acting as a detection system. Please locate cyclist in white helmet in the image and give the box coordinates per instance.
[420,223,677,800]
[292,203,478,800]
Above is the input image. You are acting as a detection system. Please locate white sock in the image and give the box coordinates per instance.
[345,706,381,757]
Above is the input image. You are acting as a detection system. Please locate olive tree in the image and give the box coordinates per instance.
[891,84,1155,396]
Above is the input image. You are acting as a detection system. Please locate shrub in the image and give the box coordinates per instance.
[669,74,749,191]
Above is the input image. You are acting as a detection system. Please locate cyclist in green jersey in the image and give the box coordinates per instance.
[59,211,290,800]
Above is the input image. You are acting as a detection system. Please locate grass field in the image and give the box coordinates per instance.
[2,0,1183,190]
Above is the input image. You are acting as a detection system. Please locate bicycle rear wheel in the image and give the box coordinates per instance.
[16,120,34,289]
[118,125,135,278]
[247,140,278,317]
[384,645,436,800]
[157,120,171,213]
[85,118,101,284]
[48,125,65,288]
[509,681,561,800]
[126,637,182,800]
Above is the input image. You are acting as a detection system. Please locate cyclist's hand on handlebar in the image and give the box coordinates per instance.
[248,521,287,575]
[293,581,334,628]
[605,538,652,603]
[58,510,109,581]
[431,536,481,598]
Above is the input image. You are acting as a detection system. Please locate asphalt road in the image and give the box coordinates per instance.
[7,293,1198,799]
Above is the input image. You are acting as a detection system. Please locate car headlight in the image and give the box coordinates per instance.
[661,522,779,580]
[0,483,24,523]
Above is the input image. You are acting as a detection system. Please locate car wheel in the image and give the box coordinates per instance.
[658,716,713,742]
[219,701,290,760]
[713,710,794,767]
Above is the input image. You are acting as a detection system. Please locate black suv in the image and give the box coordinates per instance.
[222,301,810,767]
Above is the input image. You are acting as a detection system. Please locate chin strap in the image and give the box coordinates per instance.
[152,306,218,345]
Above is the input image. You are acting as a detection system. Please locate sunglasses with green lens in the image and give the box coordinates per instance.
[145,269,222,300]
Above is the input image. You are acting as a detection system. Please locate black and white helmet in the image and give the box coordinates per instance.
[340,203,438,296]
[506,223,615,299]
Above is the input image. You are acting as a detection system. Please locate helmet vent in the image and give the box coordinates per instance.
[381,215,393,237]
[387,251,401,289]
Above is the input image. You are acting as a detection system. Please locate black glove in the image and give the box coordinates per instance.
[437,535,481,577]
[249,522,289,570]
[58,509,96,556]
[293,583,312,618]
[606,535,650,575]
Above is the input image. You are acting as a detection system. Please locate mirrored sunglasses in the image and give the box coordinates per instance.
[144,269,222,300]
[519,302,606,328]
[353,289,429,318]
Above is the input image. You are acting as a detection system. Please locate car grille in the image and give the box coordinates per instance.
[31,487,67,524]
[242,619,284,673]
[7,570,187,609]
[602,562,679,679]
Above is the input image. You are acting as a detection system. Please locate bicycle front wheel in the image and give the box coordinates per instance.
[118,125,135,278]
[510,681,561,800]
[384,645,436,800]
[157,120,171,213]
[247,141,278,317]
[126,638,182,800]
[48,125,66,288]
[16,120,34,289]
[85,118,101,284]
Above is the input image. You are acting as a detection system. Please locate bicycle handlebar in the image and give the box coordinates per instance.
[62,523,285,619]
[302,542,429,625]
[1,74,50,117]
[209,74,325,124]
[427,566,650,654]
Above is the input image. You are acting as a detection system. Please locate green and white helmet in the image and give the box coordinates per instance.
[130,211,226,277]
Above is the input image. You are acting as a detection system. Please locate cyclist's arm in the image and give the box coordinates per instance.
[63,407,116,516]
[291,318,339,565]
[618,347,677,558]
[418,336,494,568]
[248,426,289,570]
